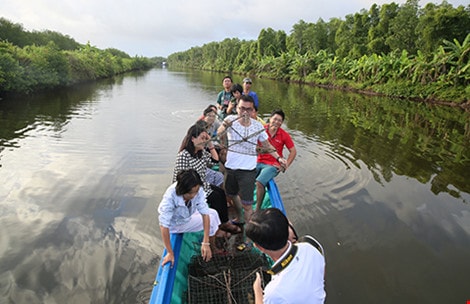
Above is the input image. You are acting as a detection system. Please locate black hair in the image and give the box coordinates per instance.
[223,75,232,81]
[230,83,243,94]
[175,169,203,196]
[179,122,209,157]
[203,104,217,114]
[239,94,254,104]
[270,109,285,121]
[245,208,289,250]
[203,106,216,117]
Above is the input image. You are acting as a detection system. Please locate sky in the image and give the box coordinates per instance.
[1,0,468,58]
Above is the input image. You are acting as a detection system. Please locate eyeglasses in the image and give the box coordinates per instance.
[245,82,252,85]
[239,106,254,112]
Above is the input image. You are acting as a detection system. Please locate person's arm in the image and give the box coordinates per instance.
[160,225,175,267]
[226,99,236,114]
[158,185,178,266]
[253,272,264,304]
[205,134,219,162]
[216,92,223,110]
[260,139,287,168]
[217,119,231,148]
[285,146,297,170]
[200,214,212,262]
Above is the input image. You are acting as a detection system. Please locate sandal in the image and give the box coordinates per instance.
[230,220,245,227]
[219,222,242,234]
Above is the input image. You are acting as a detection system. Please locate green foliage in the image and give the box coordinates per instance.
[1,18,80,50]
[166,1,469,104]
[0,18,154,94]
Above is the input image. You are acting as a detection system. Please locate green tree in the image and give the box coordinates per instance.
[368,3,399,54]
[0,18,29,47]
[287,19,310,55]
[417,2,470,54]
[386,0,419,54]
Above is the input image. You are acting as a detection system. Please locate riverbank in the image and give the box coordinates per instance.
[309,82,470,111]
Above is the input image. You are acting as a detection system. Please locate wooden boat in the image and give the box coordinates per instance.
[149,179,286,304]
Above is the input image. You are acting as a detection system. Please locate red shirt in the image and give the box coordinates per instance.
[257,125,295,166]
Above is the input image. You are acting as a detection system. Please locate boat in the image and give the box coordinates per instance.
[149,179,286,304]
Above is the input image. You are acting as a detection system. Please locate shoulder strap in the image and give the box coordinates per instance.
[297,235,324,256]
[266,244,298,275]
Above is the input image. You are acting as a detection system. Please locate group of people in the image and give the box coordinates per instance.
[157,76,326,303]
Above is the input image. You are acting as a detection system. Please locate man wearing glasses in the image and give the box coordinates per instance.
[217,95,286,223]
[242,77,259,109]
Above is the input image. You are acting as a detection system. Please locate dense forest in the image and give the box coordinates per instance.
[0,18,164,94]
[167,0,470,108]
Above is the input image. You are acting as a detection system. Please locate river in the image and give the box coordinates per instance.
[0,68,469,303]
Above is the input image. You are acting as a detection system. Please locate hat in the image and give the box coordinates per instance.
[243,77,252,83]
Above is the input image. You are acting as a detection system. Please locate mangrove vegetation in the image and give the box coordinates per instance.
[167,0,470,107]
[0,17,159,95]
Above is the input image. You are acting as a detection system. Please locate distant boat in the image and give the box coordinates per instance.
[161,62,166,68]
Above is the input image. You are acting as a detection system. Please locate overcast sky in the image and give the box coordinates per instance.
[1,0,467,58]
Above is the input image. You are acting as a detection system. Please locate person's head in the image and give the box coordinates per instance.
[237,95,255,118]
[205,104,218,113]
[242,77,252,92]
[269,109,285,127]
[245,208,289,251]
[230,83,243,100]
[175,169,203,200]
[250,104,259,120]
[203,106,217,125]
[179,122,210,156]
[222,76,233,90]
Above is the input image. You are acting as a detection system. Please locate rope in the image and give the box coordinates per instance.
[210,115,268,156]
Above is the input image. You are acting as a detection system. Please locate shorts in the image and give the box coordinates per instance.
[256,163,279,186]
[224,168,256,205]
[206,168,224,187]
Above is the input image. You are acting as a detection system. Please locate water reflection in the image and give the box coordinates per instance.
[0,69,469,303]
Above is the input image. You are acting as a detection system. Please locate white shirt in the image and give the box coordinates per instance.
[224,115,268,170]
[264,242,326,304]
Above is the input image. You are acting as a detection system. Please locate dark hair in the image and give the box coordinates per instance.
[239,94,254,104]
[223,75,232,81]
[204,104,217,114]
[245,208,289,250]
[203,106,216,117]
[175,169,203,196]
[230,83,243,94]
[270,109,285,121]
[179,122,209,157]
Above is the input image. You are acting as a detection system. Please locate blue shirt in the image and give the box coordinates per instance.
[245,91,259,108]
[158,183,210,228]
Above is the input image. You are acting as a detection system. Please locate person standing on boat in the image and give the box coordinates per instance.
[174,122,242,235]
[246,208,326,304]
[216,75,233,118]
[158,169,220,266]
[242,77,259,109]
[217,95,286,223]
[255,109,296,210]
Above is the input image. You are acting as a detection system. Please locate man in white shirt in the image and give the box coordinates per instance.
[217,95,286,223]
[246,208,326,304]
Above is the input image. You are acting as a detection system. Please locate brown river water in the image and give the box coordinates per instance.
[0,68,469,303]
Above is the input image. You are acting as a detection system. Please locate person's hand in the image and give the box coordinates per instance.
[223,120,232,128]
[161,252,175,268]
[278,157,287,172]
[253,272,264,300]
[201,243,212,262]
